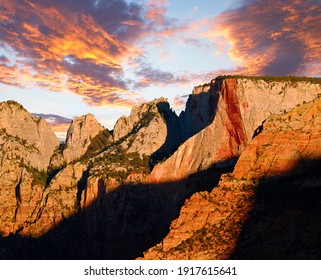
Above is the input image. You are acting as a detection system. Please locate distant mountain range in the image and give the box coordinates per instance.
[32,113,72,142]
[32,113,72,125]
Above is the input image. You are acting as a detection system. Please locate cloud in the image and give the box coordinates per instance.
[146,5,167,25]
[0,0,147,106]
[0,55,10,64]
[142,0,206,47]
[0,0,212,106]
[133,59,189,88]
[133,60,216,89]
[172,94,189,109]
[207,0,321,76]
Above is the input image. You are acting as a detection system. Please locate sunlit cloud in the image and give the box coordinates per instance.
[172,94,189,110]
[0,0,146,107]
[0,0,214,107]
[0,55,10,64]
[4,0,318,112]
[206,0,321,76]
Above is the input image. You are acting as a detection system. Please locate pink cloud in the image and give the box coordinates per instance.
[206,0,321,76]
[0,0,147,107]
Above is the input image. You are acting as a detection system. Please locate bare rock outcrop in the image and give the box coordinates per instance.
[232,95,321,180]
[179,82,215,141]
[142,96,321,259]
[151,77,321,183]
[62,114,108,163]
[20,162,88,237]
[113,97,181,159]
[0,101,59,170]
[0,101,59,236]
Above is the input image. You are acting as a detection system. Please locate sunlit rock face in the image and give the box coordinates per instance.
[113,97,181,158]
[20,161,88,237]
[0,101,59,170]
[142,96,321,260]
[62,114,107,164]
[232,95,321,179]
[1,77,321,259]
[150,77,321,183]
[0,101,59,236]
[32,113,72,143]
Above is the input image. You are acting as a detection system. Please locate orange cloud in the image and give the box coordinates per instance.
[148,0,169,5]
[0,0,146,107]
[206,0,321,76]
[0,64,21,87]
[145,0,169,26]
[146,6,167,25]
[0,0,209,106]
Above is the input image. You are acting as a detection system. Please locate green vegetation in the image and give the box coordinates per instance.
[140,110,157,128]
[216,75,321,84]
[21,164,48,186]
[0,128,39,152]
[90,146,150,183]
[85,129,112,157]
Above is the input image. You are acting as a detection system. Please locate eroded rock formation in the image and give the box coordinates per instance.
[142,95,321,259]
[150,77,321,183]
[0,101,59,236]
[1,76,321,259]
[113,97,181,159]
[63,114,107,163]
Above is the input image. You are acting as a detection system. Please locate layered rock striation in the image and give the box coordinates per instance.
[150,77,321,183]
[142,95,321,259]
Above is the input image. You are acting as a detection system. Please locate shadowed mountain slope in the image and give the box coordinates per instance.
[1,76,321,260]
[142,95,321,259]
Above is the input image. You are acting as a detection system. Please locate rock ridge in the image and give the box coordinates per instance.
[141,95,321,260]
[150,77,321,183]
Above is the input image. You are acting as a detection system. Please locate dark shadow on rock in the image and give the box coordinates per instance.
[85,129,112,157]
[230,158,321,259]
[0,158,236,260]
[179,80,219,142]
[76,167,90,208]
[149,101,182,165]
[252,120,265,139]
[151,81,220,165]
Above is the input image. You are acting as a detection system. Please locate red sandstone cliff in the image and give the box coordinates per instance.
[1,77,321,260]
[150,77,321,183]
[142,95,321,259]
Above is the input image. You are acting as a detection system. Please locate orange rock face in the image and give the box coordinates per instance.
[142,96,321,260]
[1,78,321,260]
[233,97,321,179]
[150,78,321,183]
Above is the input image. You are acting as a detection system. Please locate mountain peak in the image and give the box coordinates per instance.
[0,100,59,171]
[62,113,106,163]
[113,97,180,158]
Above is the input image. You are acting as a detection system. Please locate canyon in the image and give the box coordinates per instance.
[0,76,321,259]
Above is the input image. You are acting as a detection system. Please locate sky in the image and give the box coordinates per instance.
[0,0,320,129]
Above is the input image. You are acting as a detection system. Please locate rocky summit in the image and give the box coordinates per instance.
[150,77,321,183]
[1,76,321,260]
